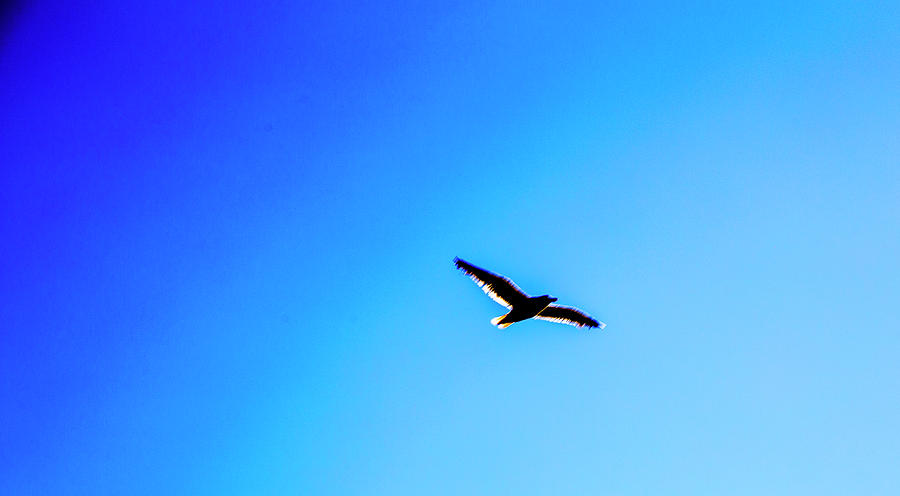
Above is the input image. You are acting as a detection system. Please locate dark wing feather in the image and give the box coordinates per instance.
[536,305,605,329]
[454,257,529,309]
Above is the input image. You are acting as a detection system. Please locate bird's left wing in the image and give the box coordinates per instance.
[454,257,529,309]
[536,305,605,329]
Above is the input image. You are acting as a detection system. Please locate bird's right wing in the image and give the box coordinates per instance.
[536,305,605,329]
[454,257,529,309]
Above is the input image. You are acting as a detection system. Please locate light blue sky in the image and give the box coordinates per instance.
[2,1,899,494]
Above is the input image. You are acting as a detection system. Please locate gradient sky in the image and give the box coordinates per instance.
[2,1,899,494]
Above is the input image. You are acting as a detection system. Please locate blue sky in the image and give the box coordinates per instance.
[2,1,899,494]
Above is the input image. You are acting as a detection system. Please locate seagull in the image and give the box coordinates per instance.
[454,257,605,330]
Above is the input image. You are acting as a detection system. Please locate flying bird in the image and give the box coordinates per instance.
[454,257,605,330]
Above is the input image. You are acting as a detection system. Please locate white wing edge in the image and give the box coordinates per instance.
[467,275,513,309]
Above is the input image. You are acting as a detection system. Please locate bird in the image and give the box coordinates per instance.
[453,257,605,330]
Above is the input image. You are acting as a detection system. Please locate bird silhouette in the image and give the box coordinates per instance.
[454,257,605,330]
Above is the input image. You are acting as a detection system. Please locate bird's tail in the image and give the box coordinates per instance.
[491,316,512,329]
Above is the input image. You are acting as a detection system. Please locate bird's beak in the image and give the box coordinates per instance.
[550,297,558,302]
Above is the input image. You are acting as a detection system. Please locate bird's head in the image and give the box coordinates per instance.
[541,295,558,303]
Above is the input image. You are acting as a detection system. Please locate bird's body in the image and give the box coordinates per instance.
[454,257,605,330]
[490,295,558,328]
